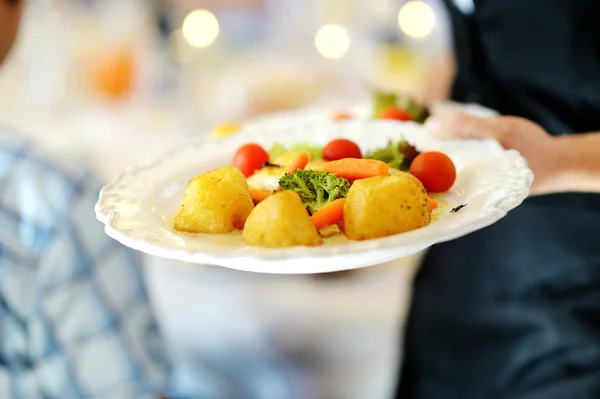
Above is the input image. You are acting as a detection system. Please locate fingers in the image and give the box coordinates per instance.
[425,113,502,140]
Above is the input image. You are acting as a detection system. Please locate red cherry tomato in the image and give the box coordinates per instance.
[322,139,362,161]
[409,152,457,193]
[232,143,269,177]
[380,107,413,121]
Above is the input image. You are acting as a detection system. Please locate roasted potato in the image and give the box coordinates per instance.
[243,191,323,248]
[174,166,254,234]
[344,172,430,240]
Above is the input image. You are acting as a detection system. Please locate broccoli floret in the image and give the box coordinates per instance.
[278,169,350,214]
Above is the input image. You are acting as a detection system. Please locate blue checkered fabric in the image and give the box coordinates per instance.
[0,129,168,398]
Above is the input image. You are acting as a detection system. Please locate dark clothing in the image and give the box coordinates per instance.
[397,1,600,398]
[448,0,600,136]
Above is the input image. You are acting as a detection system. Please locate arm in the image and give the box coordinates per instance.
[553,132,600,193]
[425,113,600,195]
[420,52,456,106]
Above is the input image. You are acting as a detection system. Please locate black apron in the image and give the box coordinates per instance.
[397,1,600,398]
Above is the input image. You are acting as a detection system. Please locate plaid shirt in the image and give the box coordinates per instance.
[0,130,168,398]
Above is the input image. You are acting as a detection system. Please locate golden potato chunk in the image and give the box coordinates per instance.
[344,172,430,241]
[243,191,323,248]
[174,166,254,234]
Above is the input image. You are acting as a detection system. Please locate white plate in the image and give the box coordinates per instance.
[96,118,533,274]
[243,100,499,130]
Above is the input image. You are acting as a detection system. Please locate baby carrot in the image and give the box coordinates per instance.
[323,158,388,180]
[427,197,438,210]
[249,188,272,203]
[287,152,310,174]
[311,198,346,230]
[331,111,352,122]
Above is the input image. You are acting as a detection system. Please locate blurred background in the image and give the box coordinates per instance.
[0,0,459,398]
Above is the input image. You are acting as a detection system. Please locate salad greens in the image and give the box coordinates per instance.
[269,142,323,161]
[372,90,430,123]
[365,140,420,171]
[372,91,398,119]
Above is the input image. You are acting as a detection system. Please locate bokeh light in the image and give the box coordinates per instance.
[315,24,350,60]
[182,9,220,48]
[398,1,436,39]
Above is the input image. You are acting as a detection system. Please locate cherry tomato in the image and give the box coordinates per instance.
[232,143,269,177]
[322,139,362,161]
[380,107,413,121]
[409,152,457,193]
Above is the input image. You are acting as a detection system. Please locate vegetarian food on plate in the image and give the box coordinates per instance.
[249,187,272,204]
[371,90,430,123]
[372,90,399,119]
[246,153,327,193]
[330,90,430,125]
[344,173,431,241]
[243,191,323,248]
[172,134,458,248]
[310,198,345,230]
[174,166,254,234]
[233,143,270,177]
[331,111,353,122]
[365,140,420,171]
[427,197,439,210]
[322,139,362,161]
[269,142,323,161]
[212,122,243,139]
[279,169,350,214]
[323,158,389,180]
[409,151,457,193]
[286,152,310,173]
[380,107,413,121]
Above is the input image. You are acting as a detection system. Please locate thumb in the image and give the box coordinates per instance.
[425,113,497,140]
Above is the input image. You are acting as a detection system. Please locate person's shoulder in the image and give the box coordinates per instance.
[0,127,144,283]
[0,128,102,240]
[0,128,97,186]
